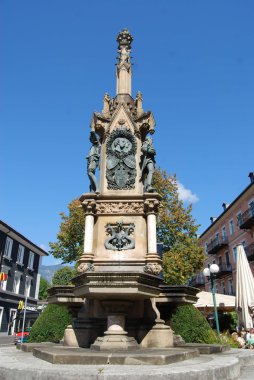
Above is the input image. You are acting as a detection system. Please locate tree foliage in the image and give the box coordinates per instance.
[153,169,205,285]
[49,198,84,263]
[52,266,77,286]
[39,277,50,300]
[28,304,72,343]
[170,305,219,343]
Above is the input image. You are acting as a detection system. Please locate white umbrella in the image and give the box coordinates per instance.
[235,244,254,329]
[195,291,235,309]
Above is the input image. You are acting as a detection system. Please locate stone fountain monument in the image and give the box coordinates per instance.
[47,29,198,353]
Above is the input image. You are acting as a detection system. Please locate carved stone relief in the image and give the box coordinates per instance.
[105,221,135,251]
[144,263,162,276]
[144,199,160,214]
[81,200,96,214]
[97,202,143,214]
[106,126,137,190]
[77,263,95,273]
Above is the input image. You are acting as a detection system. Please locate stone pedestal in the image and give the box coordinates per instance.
[90,300,139,351]
[140,321,173,348]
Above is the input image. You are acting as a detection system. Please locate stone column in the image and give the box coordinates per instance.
[147,213,157,254]
[84,214,94,254]
[144,197,162,276]
[77,198,96,273]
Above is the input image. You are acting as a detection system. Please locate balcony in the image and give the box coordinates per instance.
[238,206,254,229]
[207,236,228,255]
[188,275,205,287]
[216,262,232,278]
[245,243,254,262]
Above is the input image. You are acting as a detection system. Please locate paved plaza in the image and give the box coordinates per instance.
[0,344,254,380]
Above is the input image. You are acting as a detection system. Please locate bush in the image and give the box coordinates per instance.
[28,304,72,343]
[170,305,219,344]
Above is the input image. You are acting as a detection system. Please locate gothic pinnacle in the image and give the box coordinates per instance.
[116,29,133,96]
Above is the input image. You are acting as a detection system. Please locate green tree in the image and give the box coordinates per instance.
[39,277,50,300]
[52,266,76,286]
[153,169,205,285]
[49,198,84,263]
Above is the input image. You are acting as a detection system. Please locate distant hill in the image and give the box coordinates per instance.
[39,264,73,284]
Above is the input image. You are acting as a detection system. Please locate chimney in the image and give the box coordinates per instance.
[210,217,217,224]
[222,202,229,211]
[248,172,254,183]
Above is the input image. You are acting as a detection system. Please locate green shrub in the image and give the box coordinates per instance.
[171,305,219,344]
[28,304,72,343]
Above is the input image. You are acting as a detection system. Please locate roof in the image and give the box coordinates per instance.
[0,220,48,256]
[199,179,254,238]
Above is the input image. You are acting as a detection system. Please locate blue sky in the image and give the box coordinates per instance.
[1,1,254,266]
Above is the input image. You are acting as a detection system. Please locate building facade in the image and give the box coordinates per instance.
[0,220,48,334]
[193,173,254,295]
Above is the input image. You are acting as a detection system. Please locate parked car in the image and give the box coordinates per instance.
[14,327,31,344]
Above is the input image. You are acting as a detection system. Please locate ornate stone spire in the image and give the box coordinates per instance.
[116,29,133,96]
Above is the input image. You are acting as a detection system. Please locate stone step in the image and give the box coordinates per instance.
[2,346,254,380]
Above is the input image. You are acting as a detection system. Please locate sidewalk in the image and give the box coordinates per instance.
[0,333,14,346]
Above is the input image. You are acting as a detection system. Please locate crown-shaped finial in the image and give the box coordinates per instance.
[116,29,133,50]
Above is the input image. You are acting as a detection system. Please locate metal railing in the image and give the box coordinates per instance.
[238,206,254,229]
[245,243,254,261]
[207,235,228,255]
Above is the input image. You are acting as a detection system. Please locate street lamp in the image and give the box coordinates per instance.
[203,263,220,336]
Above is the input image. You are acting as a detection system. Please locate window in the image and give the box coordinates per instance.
[0,307,3,330]
[229,220,235,235]
[205,242,208,255]
[242,241,246,248]
[225,251,230,266]
[233,246,237,262]
[218,256,222,268]
[215,232,219,243]
[28,252,34,270]
[25,276,32,297]
[237,212,243,227]
[17,245,24,265]
[228,278,234,295]
[8,309,17,335]
[222,226,227,240]
[0,265,9,291]
[221,282,226,294]
[3,237,13,259]
[249,200,254,216]
[13,272,22,294]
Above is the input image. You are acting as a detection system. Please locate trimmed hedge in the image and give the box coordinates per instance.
[28,304,72,343]
[171,304,219,344]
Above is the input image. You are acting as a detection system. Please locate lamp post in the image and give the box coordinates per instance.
[203,264,220,336]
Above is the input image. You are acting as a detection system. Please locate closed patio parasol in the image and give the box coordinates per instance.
[235,244,254,329]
